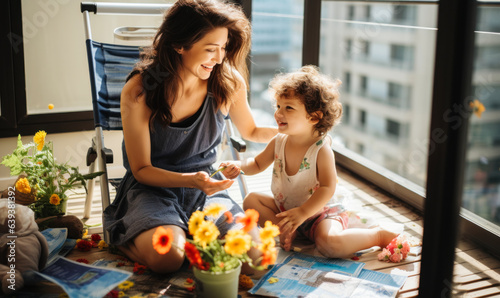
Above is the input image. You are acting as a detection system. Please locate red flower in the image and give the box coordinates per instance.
[152,226,174,255]
[76,239,92,251]
[76,258,89,264]
[184,242,205,269]
[133,262,147,275]
[236,209,259,232]
[106,290,119,298]
[91,234,102,243]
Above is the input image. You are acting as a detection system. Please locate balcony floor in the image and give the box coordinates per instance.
[50,166,500,297]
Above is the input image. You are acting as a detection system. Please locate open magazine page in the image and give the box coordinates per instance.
[249,253,406,298]
[41,228,68,264]
[281,253,365,276]
[31,257,131,298]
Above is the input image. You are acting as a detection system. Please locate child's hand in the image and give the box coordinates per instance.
[192,171,234,195]
[276,207,308,237]
[217,162,242,180]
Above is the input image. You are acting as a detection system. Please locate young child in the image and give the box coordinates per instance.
[219,65,398,258]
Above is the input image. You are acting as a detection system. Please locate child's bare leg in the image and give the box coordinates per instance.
[243,192,280,227]
[243,193,295,249]
[315,219,399,258]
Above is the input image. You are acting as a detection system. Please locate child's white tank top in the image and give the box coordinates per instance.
[271,133,336,212]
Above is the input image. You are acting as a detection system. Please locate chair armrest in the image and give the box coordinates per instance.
[230,136,246,153]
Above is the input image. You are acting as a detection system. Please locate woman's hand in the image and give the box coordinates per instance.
[190,171,234,195]
[217,161,242,180]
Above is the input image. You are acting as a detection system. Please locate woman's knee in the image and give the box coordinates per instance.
[133,225,187,274]
[145,250,185,273]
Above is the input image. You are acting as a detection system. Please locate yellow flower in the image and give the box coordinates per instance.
[49,194,61,205]
[224,230,252,256]
[258,238,276,253]
[15,178,31,194]
[259,221,280,243]
[33,130,47,151]
[98,240,108,250]
[193,220,219,248]
[188,210,205,235]
[470,99,486,118]
[203,203,225,217]
[118,291,125,297]
[117,280,134,290]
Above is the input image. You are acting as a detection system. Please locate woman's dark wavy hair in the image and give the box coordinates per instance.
[132,0,251,128]
[269,65,342,135]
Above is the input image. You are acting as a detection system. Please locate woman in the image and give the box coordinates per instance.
[103,0,277,274]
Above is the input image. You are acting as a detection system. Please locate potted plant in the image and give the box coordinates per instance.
[1,131,103,219]
[152,204,280,298]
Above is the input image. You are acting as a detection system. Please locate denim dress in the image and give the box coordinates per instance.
[103,92,243,246]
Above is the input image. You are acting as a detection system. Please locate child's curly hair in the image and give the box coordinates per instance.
[269,65,342,135]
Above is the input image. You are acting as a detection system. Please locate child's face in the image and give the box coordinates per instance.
[274,96,316,135]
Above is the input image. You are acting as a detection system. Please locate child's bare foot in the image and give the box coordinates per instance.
[280,230,297,251]
[378,228,400,247]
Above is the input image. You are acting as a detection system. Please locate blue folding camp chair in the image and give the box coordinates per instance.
[81,2,248,241]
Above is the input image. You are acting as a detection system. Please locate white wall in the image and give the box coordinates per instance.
[21,0,169,114]
[0,130,125,190]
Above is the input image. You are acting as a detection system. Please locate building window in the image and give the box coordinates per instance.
[344,72,351,93]
[359,110,366,128]
[347,5,355,20]
[391,44,405,62]
[360,76,368,95]
[345,39,352,58]
[361,40,370,56]
[386,119,401,138]
[364,5,371,21]
[357,143,365,155]
[343,104,350,124]
[388,82,402,99]
[392,5,415,24]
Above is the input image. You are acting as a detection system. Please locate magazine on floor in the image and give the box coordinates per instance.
[249,253,406,298]
[27,256,131,298]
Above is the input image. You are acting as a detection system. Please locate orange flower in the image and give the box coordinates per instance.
[224,211,234,223]
[49,194,61,205]
[261,249,277,267]
[236,209,259,232]
[152,226,173,255]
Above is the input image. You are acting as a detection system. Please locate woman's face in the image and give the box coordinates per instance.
[178,27,228,81]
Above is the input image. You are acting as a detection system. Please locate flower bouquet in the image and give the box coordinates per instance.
[1,131,103,218]
[377,234,410,263]
[152,204,280,297]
